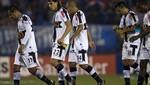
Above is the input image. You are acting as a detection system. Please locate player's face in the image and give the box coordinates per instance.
[137,4,148,13]
[66,3,73,14]
[48,1,57,11]
[116,7,126,15]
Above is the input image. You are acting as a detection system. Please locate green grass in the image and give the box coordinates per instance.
[0,75,139,85]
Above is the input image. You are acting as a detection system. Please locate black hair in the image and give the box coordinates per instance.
[8,6,20,13]
[115,2,126,9]
[48,0,62,10]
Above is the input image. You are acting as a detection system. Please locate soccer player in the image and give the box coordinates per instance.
[47,0,73,85]
[113,2,141,85]
[129,1,150,85]
[8,6,55,85]
[65,0,105,85]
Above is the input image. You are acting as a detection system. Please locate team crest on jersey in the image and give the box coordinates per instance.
[129,15,133,20]
[75,16,78,21]
[61,11,65,18]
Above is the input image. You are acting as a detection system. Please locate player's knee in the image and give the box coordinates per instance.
[28,67,37,75]
[79,64,89,69]
[14,64,21,72]
[69,62,76,68]
[51,58,59,67]
[122,60,134,66]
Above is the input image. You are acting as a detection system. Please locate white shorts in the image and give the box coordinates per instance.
[14,50,40,68]
[68,47,88,65]
[139,46,150,60]
[122,41,140,60]
[51,43,69,61]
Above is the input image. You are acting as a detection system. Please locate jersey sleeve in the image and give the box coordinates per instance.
[129,13,138,25]
[76,11,86,25]
[21,16,32,45]
[60,8,70,22]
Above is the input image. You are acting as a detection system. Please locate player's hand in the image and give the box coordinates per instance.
[18,44,25,55]
[89,41,96,51]
[57,38,64,45]
[112,25,119,30]
[116,29,124,35]
[18,32,25,39]
[129,36,139,42]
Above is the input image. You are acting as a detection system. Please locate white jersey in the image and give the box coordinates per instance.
[119,10,140,42]
[142,10,150,47]
[17,14,37,52]
[72,10,88,50]
[52,7,71,44]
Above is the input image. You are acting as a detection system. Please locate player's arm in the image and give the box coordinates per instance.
[18,21,32,54]
[130,25,150,42]
[122,24,137,33]
[87,29,96,50]
[57,9,72,45]
[60,20,72,40]
[70,24,83,43]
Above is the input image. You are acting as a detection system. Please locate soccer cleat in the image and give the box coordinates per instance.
[98,80,105,85]
[48,80,55,85]
[66,79,74,85]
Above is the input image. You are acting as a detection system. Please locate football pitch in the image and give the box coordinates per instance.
[0,75,139,85]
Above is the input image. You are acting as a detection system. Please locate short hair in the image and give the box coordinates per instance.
[48,0,62,9]
[8,6,20,13]
[115,2,126,9]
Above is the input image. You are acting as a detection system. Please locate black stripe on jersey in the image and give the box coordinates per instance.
[53,28,56,42]
[62,8,69,20]
[84,24,87,30]
[22,16,28,21]
[77,12,82,23]
[130,13,136,22]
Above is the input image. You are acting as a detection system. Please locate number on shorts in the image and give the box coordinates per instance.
[53,49,60,56]
[130,44,138,56]
[28,52,36,63]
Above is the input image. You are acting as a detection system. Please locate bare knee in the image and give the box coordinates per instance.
[122,59,135,66]
[51,58,59,67]
[28,67,37,75]
[14,64,21,72]
[79,64,89,69]
[69,62,76,68]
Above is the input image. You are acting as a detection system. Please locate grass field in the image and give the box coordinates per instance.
[0,75,140,85]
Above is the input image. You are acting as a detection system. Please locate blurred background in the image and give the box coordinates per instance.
[0,0,150,83]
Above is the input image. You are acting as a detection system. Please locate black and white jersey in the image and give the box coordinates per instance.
[119,10,140,42]
[17,14,37,52]
[72,10,88,50]
[52,7,71,44]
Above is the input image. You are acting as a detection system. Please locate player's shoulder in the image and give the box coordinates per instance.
[21,14,31,22]
[128,10,136,16]
[76,10,85,16]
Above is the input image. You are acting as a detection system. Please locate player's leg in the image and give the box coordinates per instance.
[137,60,149,85]
[14,64,21,85]
[77,49,104,85]
[22,51,55,85]
[122,65,130,85]
[79,64,104,85]
[69,62,77,85]
[68,49,77,85]
[58,72,65,85]
[51,44,72,84]
[28,67,55,85]
[13,51,22,85]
